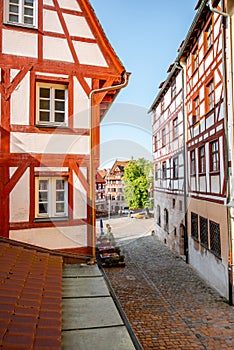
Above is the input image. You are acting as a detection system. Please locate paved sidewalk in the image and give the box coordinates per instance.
[104,235,234,350]
[62,264,140,350]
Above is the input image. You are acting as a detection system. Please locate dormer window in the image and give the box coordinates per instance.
[5,0,38,28]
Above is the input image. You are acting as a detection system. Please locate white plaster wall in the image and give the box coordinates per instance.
[10,132,90,154]
[11,72,30,125]
[43,9,63,34]
[189,241,229,298]
[57,0,81,11]
[10,168,29,222]
[43,36,73,62]
[73,41,108,67]
[73,171,87,219]
[73,77,90,129]
[64,14,94,38]
[10,225,87,249]
[2,29,37,58]
[43,0,53,6]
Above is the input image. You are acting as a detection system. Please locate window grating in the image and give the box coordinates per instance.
[191,212,198,240]
[210,220,221,258]
[200,216,208,248]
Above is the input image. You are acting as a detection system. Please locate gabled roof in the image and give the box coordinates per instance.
[110,160,129,174]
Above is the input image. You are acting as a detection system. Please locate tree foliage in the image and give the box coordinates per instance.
[123,158,153,210]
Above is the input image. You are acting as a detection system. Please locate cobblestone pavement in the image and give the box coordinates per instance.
[104,235,234,350]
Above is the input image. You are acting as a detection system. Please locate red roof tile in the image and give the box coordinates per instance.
[0,240,63,349]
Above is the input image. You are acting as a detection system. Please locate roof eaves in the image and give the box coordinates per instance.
[148,0,208,114]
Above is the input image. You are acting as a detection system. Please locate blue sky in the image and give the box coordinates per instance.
[90,0,198,168]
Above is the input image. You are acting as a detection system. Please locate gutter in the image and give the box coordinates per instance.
[89,72,129,264]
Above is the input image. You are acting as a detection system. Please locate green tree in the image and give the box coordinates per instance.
[123,159,153,211]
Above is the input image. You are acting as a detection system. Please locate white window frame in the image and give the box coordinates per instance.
[36,82,68,126]
[35,177,68,219]
[5,0,38,28]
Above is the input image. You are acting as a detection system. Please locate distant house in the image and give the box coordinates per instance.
[149,0,234,302]
[104,160,129,215]
[95,170,107,215]
[0,0,128,257]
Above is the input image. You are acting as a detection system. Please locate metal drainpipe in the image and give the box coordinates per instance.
[208,0,233,305]
[89,72,129,264]
[174,61,189,264]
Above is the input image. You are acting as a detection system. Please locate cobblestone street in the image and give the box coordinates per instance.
[104,234,234,350]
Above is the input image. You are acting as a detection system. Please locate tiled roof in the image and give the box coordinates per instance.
[0,240,63,349]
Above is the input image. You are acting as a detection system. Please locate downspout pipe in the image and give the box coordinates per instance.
[89,72,129,264]
[208,0,233,305]
[174,61,189,264]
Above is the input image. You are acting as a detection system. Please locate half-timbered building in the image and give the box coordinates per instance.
[0,0,128,257]
[150,0,234,301]
[149,66,187,257]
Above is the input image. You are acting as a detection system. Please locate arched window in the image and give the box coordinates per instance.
[164,208,169,233]
[157,205,161,226]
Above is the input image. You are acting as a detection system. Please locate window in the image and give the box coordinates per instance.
[162,128,166,146]
[162,161,167,179]
[210,220,221,258]
[205,21,213,52]
[5,0,37,27]
[200,216,208,248]
[173,157,179,179]
[210,140,219,172]
[36,177,68,218]
[192,96,200,125]
[157,205,161,226]
[172,198,176,209]
[206,80,214,112]
[153,135,157,152]
[164,208,169,233]
[190,150,196,175]
[191,212,198,240]
[155,163,159,180]
[173,117,178,139]
[161,99,164,113]
[179,200,182,211]
[193,46,199,71]
[199,146,206,174]
[36,83,68,126]
[171,80,176,99]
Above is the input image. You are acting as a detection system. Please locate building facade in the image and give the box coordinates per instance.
[150,0,234,302]
[0,0,128,256]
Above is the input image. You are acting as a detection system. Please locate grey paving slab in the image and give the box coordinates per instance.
[62,296,124,330]
[63,264,102,277]
[62,276,110,297]
[62,326,136,350]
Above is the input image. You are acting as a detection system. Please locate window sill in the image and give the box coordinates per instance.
[3,21,38,30]
[34,217,69,223]
[35,124,68,129]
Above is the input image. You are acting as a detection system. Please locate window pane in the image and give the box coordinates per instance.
[39,180,48,190]
[11,0,19,3]
[39,111,50,122]
[9,14,19,21]
[24,7,33,15]
[56,203,64,213]
[55,101,65,111]
[55,113,65,123]
[40,100,50,110]
[9,5,19,13]
[55,89,65,99]
[56,180,64,190]
[39,192,48,201]
[40,88,50,98]
[56,192,64,201]
[24,0,33,5]
[39,203,48,214]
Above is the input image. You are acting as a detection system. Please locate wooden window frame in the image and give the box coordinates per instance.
[162,128,166,147]
[190,150,196,176]
[204,20,213,53]
[35,177,68,219]
[162,161,167,179]
[206,79,215,113]
[193,46,199,72]
[210,140,219,173]
[192,96,200,125]
[4,0,38,28]
[199,146,206,174]
[171,80,176,100]
[173,117,179,139]
[36,82,68,126]
[173,156,179,179]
